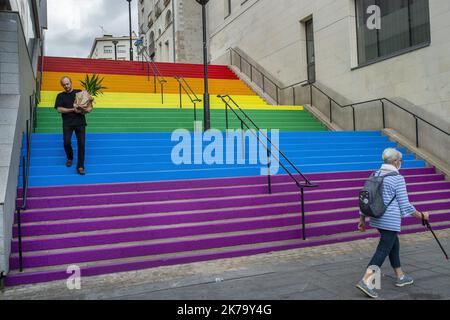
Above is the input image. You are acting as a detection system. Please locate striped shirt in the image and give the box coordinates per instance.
[360,166,416,232]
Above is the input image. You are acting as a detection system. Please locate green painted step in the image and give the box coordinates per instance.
[35,127,327,133]
[35,108,327,133]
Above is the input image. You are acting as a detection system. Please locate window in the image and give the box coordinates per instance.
[224,0,231,18]
[117,45,127,53]
[166,10,172,28]
[104,46,113,54]
[355,0,430,66]
[150,31,155,43]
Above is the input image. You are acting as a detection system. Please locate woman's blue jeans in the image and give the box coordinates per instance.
[368,229,401,269]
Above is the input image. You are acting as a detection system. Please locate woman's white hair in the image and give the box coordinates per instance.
[382,148,403,164]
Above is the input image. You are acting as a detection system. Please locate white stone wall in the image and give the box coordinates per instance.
[153,3,174,62]
[138,0,175,62]
[175,0,203,64]
[138,0,203,63]
[208,0,450,121]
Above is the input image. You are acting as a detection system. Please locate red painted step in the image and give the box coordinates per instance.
[42,56,238,79]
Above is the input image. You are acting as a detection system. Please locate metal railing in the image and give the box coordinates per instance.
[174,76,202,122]
[308,83,450,147]
[16,92,36,272]
[228,48,310,105]
[229,47,449,148]
[217,94,318,240]
[141,46,167,104]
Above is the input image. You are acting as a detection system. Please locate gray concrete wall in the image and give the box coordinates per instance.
[207,0,450,162]
[0,11,36,274]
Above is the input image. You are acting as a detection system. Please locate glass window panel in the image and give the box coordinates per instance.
[410,0,431,45]
[356,0,379,64]
[355,0,430,65]
[378,0,410,56]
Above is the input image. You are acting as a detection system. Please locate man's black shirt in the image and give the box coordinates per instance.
[54,89,87,127]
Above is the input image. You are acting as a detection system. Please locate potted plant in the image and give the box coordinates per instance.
[74,74,107,114]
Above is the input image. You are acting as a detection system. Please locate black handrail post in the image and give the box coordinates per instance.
[329,99,333,123]
[17,207,23,272]
[301,187,306,240]
[179,82,182,109]
[262,76,265,93]
[194,102,197,122]
[25,120,30,162]
[250,65,253,82]
[415,116,419,148]
[352,105,356,131]
[310,84,313,106]
[225,99,229,133]
[267,146,272,194]
[29,95,33,125]
[381,100,386,129]
[292,87,296,105]
[241,119,245,161]
[276,87,279,105]
[239,55,242,71]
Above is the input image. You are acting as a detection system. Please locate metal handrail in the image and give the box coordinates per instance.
[219,94,316,187]
[174,76,201,122]
[229,48,281,104]
[16,92,36,272]
[217,94,318,240]
[308,83,450,147]
[229,48,312,105]
[140,47,167,104]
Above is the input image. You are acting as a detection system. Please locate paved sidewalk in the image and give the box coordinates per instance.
[1,229,450,300]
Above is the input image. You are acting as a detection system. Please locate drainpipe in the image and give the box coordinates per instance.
[172,0,176,62]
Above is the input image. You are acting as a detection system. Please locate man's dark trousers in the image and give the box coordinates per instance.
[63,125,85,169]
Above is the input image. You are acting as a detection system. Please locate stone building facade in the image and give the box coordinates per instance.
[137,0,203,63]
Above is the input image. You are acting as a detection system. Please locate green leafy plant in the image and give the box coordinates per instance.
[79,74,107,97]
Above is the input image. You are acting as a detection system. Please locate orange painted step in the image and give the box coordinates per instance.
[42,72,256,95]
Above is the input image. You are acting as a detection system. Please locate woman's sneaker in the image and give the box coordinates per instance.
[356,280,378,299]
[396,275,414,287]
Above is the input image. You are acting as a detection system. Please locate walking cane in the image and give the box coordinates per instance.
[422,215,449,261]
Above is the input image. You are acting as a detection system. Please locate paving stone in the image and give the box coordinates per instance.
[1,229,450,300]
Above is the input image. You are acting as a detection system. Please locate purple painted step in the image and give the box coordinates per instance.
[6,223,450,287]
[10,209,450,270]
[12,211,450,254]
[7,167,450,287]
[18,177,450,210]
[13,196,450,239]
[17,167,437,198]
[16,187,450,224]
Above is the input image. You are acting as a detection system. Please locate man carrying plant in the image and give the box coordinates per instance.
[54,76,90,175]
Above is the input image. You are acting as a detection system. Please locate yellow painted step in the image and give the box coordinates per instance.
[40,91,302,110]
[42,72,256,95]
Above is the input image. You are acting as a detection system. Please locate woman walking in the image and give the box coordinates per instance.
[356,148,430,299]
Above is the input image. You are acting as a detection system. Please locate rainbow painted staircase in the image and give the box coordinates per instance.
[5,57,450,286]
